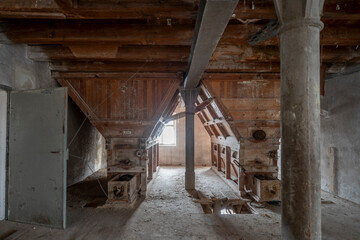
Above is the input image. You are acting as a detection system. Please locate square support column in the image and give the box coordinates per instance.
[180,88,200,190]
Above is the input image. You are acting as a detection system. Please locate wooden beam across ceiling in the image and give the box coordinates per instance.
[0,0,358,20]
[28,45,190,62]
[50,61,187,72]
[0,21,195,45]
[52,71,183,80]
[202,73,280,81]
[211,45,360,63]
[0,20,358,46]
[184,0,239,88]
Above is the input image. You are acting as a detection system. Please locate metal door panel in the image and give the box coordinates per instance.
[8,88,67,229]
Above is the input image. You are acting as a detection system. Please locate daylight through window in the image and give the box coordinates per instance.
[160,120,176,146]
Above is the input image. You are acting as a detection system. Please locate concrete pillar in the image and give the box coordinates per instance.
[275,1,324,239]
[180,88,200,190]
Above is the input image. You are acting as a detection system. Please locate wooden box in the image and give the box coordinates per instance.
[108,173,140,203]
[251,175,281,202]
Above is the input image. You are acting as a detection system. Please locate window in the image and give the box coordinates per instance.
[160,120,176,146]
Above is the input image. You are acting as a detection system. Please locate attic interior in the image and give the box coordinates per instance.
[0,0,359,239]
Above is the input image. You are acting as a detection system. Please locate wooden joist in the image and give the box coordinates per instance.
[1,21,358,46]
[211,45,360,63]
[203,73,280,81]
[0,0,359,20]
[52,71,183,80]
[220,23,360,46]
[207,61,281,73]
[50,61,187,72]
[32,45,360,75]
[222,98,280,111]
[0,21,195,45]
[28,45,190,62]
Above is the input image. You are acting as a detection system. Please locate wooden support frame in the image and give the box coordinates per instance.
[147,147,153,180]
[225,146,231,179]
[217,144,221,171]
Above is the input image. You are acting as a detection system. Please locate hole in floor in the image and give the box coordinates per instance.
[199,200,255,214]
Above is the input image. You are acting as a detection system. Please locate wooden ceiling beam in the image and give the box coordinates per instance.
[0,22,194,45]
[207,61,280,73]
[55,77,180,82]
[202,73,280,81]
[29,44,271,62]
[232,0,360,20]
[54,0,73,9]
[0,0,199,20]
[28,45,190,62]
[50,61,187,72]
[220,23,360,46]
[206,61,360,73]
[211,45,360,63]
[52,71,183,79]
[0,21,358,46]
[0,0,358,20]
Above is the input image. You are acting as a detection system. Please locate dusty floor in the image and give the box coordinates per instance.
[0,167,359,240]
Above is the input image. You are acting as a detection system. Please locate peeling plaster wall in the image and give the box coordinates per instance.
[0,44,106,188]
[160,105,211,166]
[320,71,360,204]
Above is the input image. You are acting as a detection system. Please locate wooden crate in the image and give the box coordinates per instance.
[108,173,140,203]
[250,175,280,202]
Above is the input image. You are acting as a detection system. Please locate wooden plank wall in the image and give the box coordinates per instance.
[58,78,180,138]
[200,75,280,198]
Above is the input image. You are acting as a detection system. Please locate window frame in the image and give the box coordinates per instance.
[159,120,176,146]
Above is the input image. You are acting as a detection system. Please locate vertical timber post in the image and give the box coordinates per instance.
[274,0,325,239]
[180,88,200,190]
[156,143,160,168]
[225,146,231,179]
[147,147,153,180]
[153,145,157,173]
[217,144,221,171]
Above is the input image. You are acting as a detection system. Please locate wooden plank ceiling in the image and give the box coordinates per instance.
[0,0,359,142]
